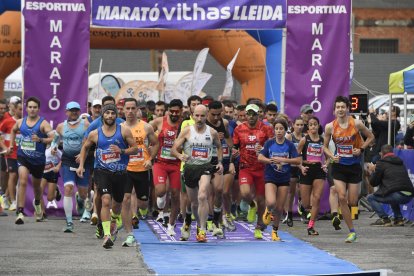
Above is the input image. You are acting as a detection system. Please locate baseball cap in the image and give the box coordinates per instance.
[245,104,259,114]
[300,104,313,114]
[66,101,81,110]
[92,99,102,107]
[9,96,21,104]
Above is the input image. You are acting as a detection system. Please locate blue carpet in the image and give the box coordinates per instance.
[134,222,365,275]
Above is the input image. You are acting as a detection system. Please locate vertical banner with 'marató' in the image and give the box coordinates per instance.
[23,0,90,128]
[285,0,351,125]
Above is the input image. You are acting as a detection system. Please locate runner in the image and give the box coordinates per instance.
[259,118,301,241]
[284,116,305,226]
[323,96,375,243]
[150,99,183,236]
[121,98,158,247]
[8,97,54,224]
[0,100,22,212]
[77,103,138,248]
[0,98,11,209]
[296,116,326,235]
[171,104,223,242]
[232,104,274,239]
[55,101,90,232]
[206,101,235,235]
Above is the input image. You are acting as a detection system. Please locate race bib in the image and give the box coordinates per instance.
[130,148,144,162]
[44,162,54,172]
[20,140,36,151]
[191,147,208,160]
[223,145,230,158]
[101,151,121,163]
[337,145,353,158]
[307,143,323,157]
[160,146,176,160]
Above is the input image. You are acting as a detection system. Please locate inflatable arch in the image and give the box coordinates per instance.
[0,11,283,104]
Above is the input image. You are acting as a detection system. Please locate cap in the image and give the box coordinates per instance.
[300,104,313,114]
[66,101,81,110]
[92,99,102,107]
[137,100,146,109]
[245,104,259,114]
[102,103,118,116]
[9,96,21,104]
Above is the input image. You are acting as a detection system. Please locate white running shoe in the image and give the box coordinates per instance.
[80,209,91,223]
[180,224,191,241]
[90,212,98,225]
[2,195,10,210]
[167,223,176,236]
[212,223,224,238]
[9,201,17,211]
[156,211,164,223]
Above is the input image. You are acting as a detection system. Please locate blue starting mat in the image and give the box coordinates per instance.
[133,220,381,275]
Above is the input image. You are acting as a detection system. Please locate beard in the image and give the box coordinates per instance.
[169,115,179,123]
[104,118,115,126]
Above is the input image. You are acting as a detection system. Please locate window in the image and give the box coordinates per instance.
[360,39,398,53]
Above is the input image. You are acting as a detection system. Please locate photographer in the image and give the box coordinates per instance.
[367,144,414,226]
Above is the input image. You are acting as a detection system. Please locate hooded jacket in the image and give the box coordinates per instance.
[370,153,414,197]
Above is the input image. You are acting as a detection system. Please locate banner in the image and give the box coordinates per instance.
[22,0,90,216]
[222,48,240,97]
[191,48,209,95]
[285,1,351,125]
[92,0,286,30]
[23,0,90,127]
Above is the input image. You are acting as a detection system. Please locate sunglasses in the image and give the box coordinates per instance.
[305,110,313,114]
[246,111,258,117]
[169,110,181,115]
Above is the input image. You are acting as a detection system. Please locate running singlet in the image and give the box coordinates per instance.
[332,116,363,165]
[62,120,85,167]
[206,118,230,162]
[44,147,62,173]
[156,116,180,165]
[96,124,129,172]
[183,125,214,166]
[126,120,150,172]
[0,117,21,159]
[17,117,47,165]
[233,121,274,171]
[302,135,324,163]
[261,138,298,184]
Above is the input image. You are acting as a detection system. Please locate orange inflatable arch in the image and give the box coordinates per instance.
[0,11,266,103]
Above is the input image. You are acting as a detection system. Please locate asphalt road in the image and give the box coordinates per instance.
[1,210,413,275]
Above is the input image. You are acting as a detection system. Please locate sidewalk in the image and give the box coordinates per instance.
[1,209,413,275]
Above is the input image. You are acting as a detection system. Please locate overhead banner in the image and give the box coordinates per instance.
[285,1,351,125]
[23,0,90,128]
[92,0,286,30]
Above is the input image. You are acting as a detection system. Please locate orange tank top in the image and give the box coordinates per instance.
[332,116,363,165]
[126,120,150,172]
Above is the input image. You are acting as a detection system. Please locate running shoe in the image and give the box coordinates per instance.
[15,212,24,224]
[132,215,139,229]
[1,195,10,210]
[75,192,85,216]
[55,186,62,202]
[370,218,392,227]
[167,223,176,236]
[156,211,164,222]
[162,216,169,228]
[90,212,99,225]
[286,217,293,227]
[42,213,48,221]
[222,214,236,231]
[110,220,118,242]
[307,227,319,236]
[84,197,92,211]
[254,228,263,239]
[212,224,224,238]
[247,202,257,223]
[139,208,148,220]
[9,201,17,211]
[394,218,405,226]
[34,203,43,222]
[332,215,341,230]
[102,235,114,249]
[345,232,357,243]
[122,234,137,247]
[206,220,214,232]
[64,222,74,233]
[96,222,104,239]
[180,224,191,241]
[80,209,91,223]
[262,207,272,226]
[196,229,207,242]
[271,230,281,241]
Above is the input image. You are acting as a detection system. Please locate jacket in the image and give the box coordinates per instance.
[370,154,414,197]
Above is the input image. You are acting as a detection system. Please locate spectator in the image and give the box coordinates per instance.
[403,117,414,149]
[367,144,414,226]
